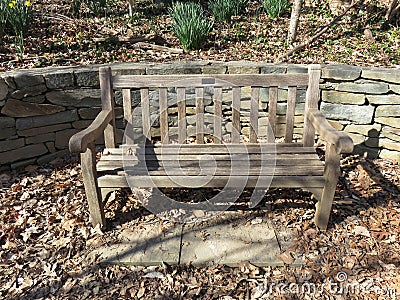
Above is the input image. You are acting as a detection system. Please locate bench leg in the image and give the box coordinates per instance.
[81,143,106,228]
[315,144,340,231]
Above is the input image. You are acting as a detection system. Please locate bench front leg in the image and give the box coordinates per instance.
[81,142,106,228]
[315,143,341,230]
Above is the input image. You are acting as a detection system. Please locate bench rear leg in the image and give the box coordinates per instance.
[81,143,106,228]
[315,144,340,231]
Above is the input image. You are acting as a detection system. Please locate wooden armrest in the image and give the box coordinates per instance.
[306,108,353,154]
[69,110,113,153]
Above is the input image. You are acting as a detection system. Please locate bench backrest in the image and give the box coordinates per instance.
[99,65,321,146]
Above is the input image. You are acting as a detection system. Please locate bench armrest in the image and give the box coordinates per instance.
[69,110,113,153]
[306,108,353,154]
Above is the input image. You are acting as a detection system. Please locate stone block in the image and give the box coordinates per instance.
[1,99,65,117]
[379,138,400,151]
[13,72,44,88]
[46,89,101,107]
[344,124,381,137]
[44,71,74,89]
[287,65,308,74]
[46,141,56,153]
[390,84,400,94]
[328,120,344,130]
[55,129,79,149]
[375,105,400,117]
[367,94,400,105]
[380,149,400,162]
[0,138,25,152]
[26,133,55,144]
[72,120,92,129]
[146,63,202,75]
[322,91,365,104]
[0,127,16,140]
[336,82,389,94]
[37,150,69,165]
[202,65,227,74]
[375,117,400,129]
[381,126,400,142]
[11,85,48,100]
[0,78,8,100]
[11,158,37,170]
[260,64,287,74]
[111,64,146,75]
[78,107,102,119]
[320,102,374,124]
[16,110,78,130]
[0,143,48,165]
[362,68,400,84]
[114,89,141,107]
[1,74,16,89]
[322,65,361,80]
[75,69,100,87]
[228,64,260,74]
[347,133,365,144]
[0,117,15,128]
[18,123,71,137]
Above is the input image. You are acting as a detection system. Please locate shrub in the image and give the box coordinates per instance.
[169,2,213,51]
[259,0,290,18]
[209,0,247,22]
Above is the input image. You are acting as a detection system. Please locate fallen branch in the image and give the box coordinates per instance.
[93,36,148,43]
[134,42,183,54]
[278,0,360,61]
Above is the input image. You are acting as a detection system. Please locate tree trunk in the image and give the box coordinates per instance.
[287,0,303,45]
[386,0,400,22]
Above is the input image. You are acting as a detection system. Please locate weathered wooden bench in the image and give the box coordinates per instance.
[69,65,353,230]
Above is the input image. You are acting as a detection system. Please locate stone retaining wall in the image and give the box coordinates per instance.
[0,61,399,170]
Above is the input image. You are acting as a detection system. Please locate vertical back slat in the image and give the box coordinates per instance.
[122,89,132,124]
[231,87,241,143]
[284,87,297,143]
[100,67,116,148]
[159,87,169,144]
[140,88,151,141]
[196,87,204,144]
[177,87,186,144]
[268,87,278,143]
[214,87,223,144]
[250,87,260,143]
[303,65,321,146]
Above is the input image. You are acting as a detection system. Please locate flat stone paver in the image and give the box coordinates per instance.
[180,212,281,266]
[95,221,182,265]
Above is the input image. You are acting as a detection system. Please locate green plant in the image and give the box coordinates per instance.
[208,0,247,22]
[0,0,7,40]
[259,0,290,18]
[169,2,213,51]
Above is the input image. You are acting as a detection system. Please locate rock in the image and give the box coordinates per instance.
[11,85,48,100]
[25,133,55,144]
[10,158,37,170]
[367,94,400,105]
[0,143,48,165]
[322,91,365,104]
[320,102,374,124]
[347,133,365,144]
[344,124,381,137]
[336,82,389,94]
[353,226,370,237]
[72,120,92,129]
[75,69,100,87]
[228,64,260,74]
[16,110,78,130]
[202,65,227,74]
[45,141,56,153]
[0,78,8,100]
[55,129,79,149]
[260,64,287,74]
[0,117,15,128]
[13,72,44,88]
[381,126,400,142]
[114,90,141,106]
[111,63,147,75]
[37,150,69,165]
[1,99,65,117]
[0,138,25,152]
[390,84,400,94]
[46,89,101,106]
[379,138,400,151]
[328,120,344,130]
[321,65,361,80]
[146,63,202,75]
[78,107,102,119]
[44,70,74,89]
[0,127,17,140]
[380,149,400,162]
[287,65,308,74]
[276,102,305,115]
[375,117,400,129]
[375,105,400,117]
[362,68,400,84]
[2,75,16,89]
[18,123,71,137]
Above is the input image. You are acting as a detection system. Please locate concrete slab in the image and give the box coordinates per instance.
[95,221,182,265]
[180,212,282,267]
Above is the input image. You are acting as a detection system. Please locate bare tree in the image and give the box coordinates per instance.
[386,0,400,23]
[287,0,303,45]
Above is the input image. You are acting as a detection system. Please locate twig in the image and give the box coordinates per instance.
[134,42,183,54]
[278,1,360,61]
[93,36,148,43]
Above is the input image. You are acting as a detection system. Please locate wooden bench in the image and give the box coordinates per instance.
[69,65,353,230]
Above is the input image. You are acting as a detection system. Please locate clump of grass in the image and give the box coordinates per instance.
[208,0,247,23]
[259,0,290,18]
[169,2,213,51]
